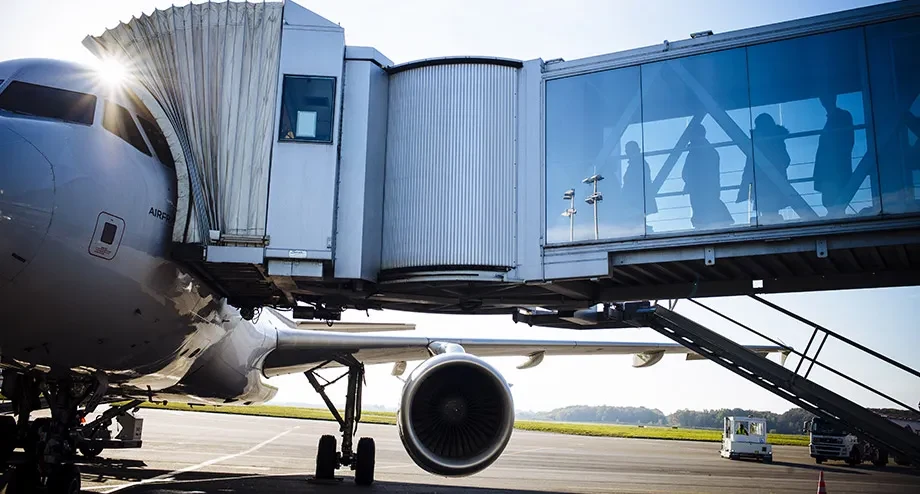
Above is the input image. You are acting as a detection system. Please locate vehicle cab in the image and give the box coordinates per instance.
[721,416,773,462]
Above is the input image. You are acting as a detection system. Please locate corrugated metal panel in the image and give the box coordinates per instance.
[82,1,283,244]
[382,63,518,270]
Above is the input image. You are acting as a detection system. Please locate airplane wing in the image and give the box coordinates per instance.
[262,310,789,377]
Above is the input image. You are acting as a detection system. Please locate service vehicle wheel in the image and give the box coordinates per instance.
[872,449,888,467]
[847,447,861,466]
[315,435,337,479]
[78,444,104,459]
[762,455,773,464]
[354,437,375,486]
[814,457,824,464]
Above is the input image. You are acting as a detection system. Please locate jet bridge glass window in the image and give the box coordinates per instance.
[0,80,96,125]
[278,75,336,143]
[748,27,880,226]
[641,47,754,235]
[545,66,643,244]
[866,17,920,215]
[102,100,151,157]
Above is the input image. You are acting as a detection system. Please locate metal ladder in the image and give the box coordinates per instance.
[618,298,920,466]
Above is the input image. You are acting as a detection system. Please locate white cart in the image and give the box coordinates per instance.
[720,416,772,462]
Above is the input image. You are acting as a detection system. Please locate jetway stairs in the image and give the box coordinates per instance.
[613,297,920,466]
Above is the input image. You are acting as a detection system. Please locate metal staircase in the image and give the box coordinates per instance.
[615,298,920,466]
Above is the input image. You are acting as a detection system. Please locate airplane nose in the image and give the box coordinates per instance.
[0,123,54,285]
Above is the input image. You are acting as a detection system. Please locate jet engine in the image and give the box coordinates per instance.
[397,346,515,476]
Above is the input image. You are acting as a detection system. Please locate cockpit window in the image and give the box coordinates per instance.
[0,80,96,125]
[103,100,151,157]
[136,115,175,169]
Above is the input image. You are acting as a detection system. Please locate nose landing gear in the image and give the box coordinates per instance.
[305,357,376,486]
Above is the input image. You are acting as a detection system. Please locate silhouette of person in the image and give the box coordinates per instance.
[622,141,657,233]
[682,123,733,230]
[814,94,854,217]
[739,113,793,223]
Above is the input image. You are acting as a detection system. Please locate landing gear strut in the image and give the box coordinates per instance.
[305,357,375,486]
[2,371,108,494]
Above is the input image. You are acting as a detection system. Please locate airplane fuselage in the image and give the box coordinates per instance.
[0,58,278,405]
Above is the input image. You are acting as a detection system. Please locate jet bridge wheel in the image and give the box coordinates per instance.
[354,437,375,486]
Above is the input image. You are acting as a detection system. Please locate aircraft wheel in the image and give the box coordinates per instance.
[354,437,375,486]
[78,444,104,459]
[6,462,41,493]
[0,416,16,462]
[46,463,81,494]
[315,435,337,480]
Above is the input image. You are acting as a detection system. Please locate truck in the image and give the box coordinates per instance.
[803,416,916,467]
[720,416,773,462]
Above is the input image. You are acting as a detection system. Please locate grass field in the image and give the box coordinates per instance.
[135,402,808,447]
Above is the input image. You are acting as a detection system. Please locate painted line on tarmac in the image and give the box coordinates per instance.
[94,426,299,493]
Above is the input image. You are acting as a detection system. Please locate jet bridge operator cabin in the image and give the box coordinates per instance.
[82,0,920,322]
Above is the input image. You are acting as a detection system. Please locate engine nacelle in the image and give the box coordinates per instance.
[397,351,515,477]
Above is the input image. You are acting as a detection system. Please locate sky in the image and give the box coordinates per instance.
[2,0,918,415]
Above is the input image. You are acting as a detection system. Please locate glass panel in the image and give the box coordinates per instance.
[748,28,879,226]
[750,421,764,436]
[641,47,754,234]
[867,18,920,215]
[0,80,96,125]
[278,75,335,143]
[735,421,749,435]
[137,115,175,169]
[545,66,643,243]
[103,100,151,157]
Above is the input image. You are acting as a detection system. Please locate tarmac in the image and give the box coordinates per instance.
[8,408,920,493]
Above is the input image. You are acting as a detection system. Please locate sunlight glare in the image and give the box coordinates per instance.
[96,57,126,86]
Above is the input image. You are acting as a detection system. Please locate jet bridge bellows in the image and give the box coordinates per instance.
[83,0,920,314]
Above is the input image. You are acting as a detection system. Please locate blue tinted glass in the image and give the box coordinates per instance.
[545,66,643,243]
[748,28,880,226]
[867,18,920,215]
[641,47,753,234]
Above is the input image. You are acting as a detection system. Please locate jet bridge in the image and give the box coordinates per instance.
[83,0,920,316]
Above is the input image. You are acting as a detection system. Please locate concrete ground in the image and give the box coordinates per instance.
[7,408,920,493]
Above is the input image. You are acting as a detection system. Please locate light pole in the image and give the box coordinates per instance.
[562,189,576,242]
[583,174,604,240]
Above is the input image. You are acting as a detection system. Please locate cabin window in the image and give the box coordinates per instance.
[103,100,151,157]
[0,80,96,125]
[278,75,336,143]
[137,115,175,169]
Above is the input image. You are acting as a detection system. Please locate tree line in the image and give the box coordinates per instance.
[516,406,815,434]
[516,406,919,434]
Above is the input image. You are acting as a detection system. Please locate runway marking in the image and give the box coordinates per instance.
[95,426,298,493]
[499,446,555,457]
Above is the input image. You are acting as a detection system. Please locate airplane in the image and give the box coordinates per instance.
[0,57,788,493]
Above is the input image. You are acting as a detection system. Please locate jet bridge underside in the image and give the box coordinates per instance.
[172,216,920,316]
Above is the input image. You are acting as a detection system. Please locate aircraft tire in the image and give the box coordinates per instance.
[354,437,375,486]
[315,435,337,479]
[0,416,15,462]
[46,463,81,494]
